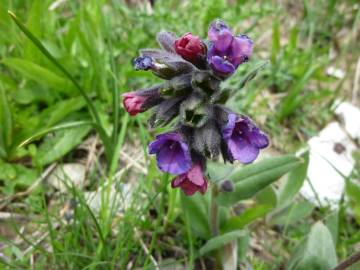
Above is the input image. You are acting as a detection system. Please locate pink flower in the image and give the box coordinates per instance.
[171,164,208,196]
[122,92,147,116]
[174,33,206,63]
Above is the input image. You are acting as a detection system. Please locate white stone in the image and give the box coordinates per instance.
[334,101,360,141]
[301,122,356,206]
[47,163,86,192]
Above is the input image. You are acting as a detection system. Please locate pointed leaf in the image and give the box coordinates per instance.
[287,222,337,270]
[181,193,210,239]
[2,58,74,95]
[278,152,309,207]
[199,230,246,256]
[217,155,303,206]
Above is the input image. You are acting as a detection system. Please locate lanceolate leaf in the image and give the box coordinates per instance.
[2,58,75,95]
[287,222,337,270]
[0,84,12,157]
[278,151,309,207]
[199,230,246,256]
[34,125,91,166]
[181,193,210,239]
[223,205,273,232]
[217,155,303,206]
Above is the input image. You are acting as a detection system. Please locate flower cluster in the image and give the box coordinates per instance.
[122,19,269,196]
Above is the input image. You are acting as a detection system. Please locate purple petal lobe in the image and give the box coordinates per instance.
[148,132,192,175]
[213,30,233,51]
[228,135,259,164]
[208,19,231,42]
[210,56,235,75]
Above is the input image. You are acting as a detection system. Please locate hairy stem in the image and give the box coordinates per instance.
[210,185,219,236]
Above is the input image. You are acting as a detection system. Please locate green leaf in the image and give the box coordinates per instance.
[277,63,320,120]
[0,162,38,195]
[7,11,106,151]
[207,161,235,183]
[255,186,278,207]
[180,193,210,239]
[287,222,337,270]
[325,211,339,246]
[345,179,360,225]
[37,97,86,128]
[278,152,309,207]
[223,205,273,232]
[34,125,91,166]
[16,120,93,149]
[269,201,314,226]
[199,230,246,256]
[271,19,280,64]
[0,84,13,157]
[217,155,303,206]
[2,58,74,95]
[24,0,44,62]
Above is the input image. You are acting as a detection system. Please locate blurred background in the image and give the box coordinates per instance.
[0,0,359,269]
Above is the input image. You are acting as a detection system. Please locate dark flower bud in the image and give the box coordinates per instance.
[193,121,221,159]
[174,33,206,63]
[140,49,195,79]
[149,97,183,128]
[134,56,154,71]
[219,180,234,192]
[180,93,209,128]
[157,31,177,53]
[191,70,221,95]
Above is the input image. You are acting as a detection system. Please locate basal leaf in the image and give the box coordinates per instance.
[34,125,91,166]
[223,205,273,232]
[2,58,75,95]
[199,230,246,256]
[287,222,337,270]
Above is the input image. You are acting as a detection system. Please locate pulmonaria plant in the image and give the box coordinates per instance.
[122,19,269,196]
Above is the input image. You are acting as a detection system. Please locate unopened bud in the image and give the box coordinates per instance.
[219,180,234,192]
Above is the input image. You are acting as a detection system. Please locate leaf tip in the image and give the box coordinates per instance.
[7,10,16,19]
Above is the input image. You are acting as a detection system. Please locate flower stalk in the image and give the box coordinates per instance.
[210,184,219,236]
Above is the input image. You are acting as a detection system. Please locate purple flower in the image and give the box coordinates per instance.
[148,132,192,174]
[221,113,269,164]
[207,20,253,76]
[134,56,154,70]
[171,164,208,196]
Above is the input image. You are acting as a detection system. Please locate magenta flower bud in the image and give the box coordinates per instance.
[171,164,208,196]
[174,32,206,63]
[148,132,192,175]
[221,113,269,164]
[122,92,147,116]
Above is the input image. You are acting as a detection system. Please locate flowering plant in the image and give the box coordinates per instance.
[123,19,268,196]
[121,19,304,268]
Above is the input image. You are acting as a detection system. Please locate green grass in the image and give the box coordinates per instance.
[0,0,359,269]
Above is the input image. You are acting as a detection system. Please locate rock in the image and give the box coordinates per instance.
[301,122,357,206]
[334,101,360,142]
[47,163,86,192]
